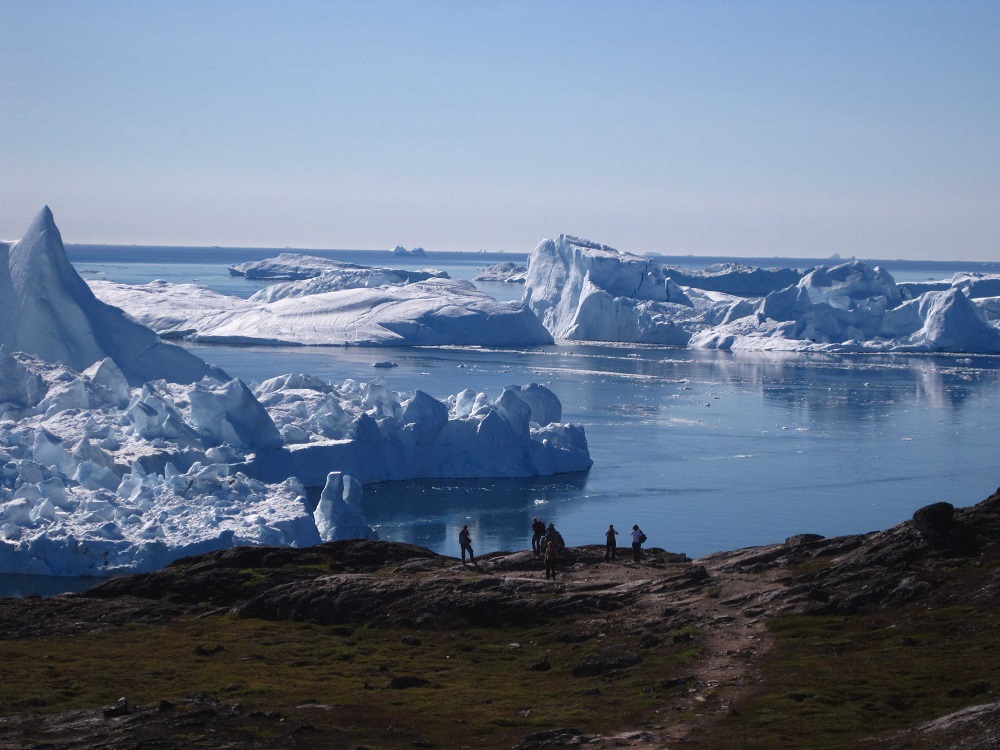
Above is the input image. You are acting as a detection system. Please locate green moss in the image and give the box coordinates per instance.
[714,599,1000,749]
[0,615,704,748]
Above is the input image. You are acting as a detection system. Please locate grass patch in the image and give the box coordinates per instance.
[714,600,1000,748]
[0,614,705,748]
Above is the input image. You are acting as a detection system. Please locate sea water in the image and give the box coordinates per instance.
[10,247,1000,595]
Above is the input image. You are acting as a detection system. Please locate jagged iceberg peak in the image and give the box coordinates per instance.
[3,207,225,385]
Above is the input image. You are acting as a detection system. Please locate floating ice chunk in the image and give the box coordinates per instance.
[362,377,400,419]
[74,460,121,492]
[494,389,531,441]
[313,471,379,542]
[0,346,45,412]
[90,273,552,348]
[524,235,715,344]
[453,388,477,417]
[39,378,90,417]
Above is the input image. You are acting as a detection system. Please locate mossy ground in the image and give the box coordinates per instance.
[713,574,1000,748]
[0,613,700,748]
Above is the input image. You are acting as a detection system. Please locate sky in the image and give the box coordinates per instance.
[2,1,999,259]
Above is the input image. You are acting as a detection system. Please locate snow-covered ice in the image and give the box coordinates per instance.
[524,234,1000,354]
[90,276,553,347]
[1,349,591,575]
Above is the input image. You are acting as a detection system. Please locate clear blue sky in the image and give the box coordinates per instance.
[2,0,998,259]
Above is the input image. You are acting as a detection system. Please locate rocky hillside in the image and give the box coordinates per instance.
[1,491,998,748]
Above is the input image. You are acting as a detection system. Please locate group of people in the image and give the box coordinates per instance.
[457,519,647,579]
[604,523,646,563]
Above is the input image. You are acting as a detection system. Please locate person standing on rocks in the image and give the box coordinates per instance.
[544,540,558,580]
[459,524,475,565]
[630,524,645,563]
[605,524,619,562]
[543,522,565,552]
[531,517,547,554]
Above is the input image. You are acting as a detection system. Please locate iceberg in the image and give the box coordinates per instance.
[693,263,1000,353]
[246,378,592,486]
[90,277,554,347]
[662,263,806,296]
[1,350,591,575]
[524,233,1000,354]
[2,207,223,385]
[313,472,379,542]
[229,252,446,283]
[523,235,728,345]
[475,261,527,284]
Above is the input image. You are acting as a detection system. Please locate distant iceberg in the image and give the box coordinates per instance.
[475,261,527,284]
[524,234,1000,354]
[229,252,446,283]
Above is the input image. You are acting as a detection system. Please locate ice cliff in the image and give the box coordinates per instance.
[1,207,222,385]
[524,234,1000,354]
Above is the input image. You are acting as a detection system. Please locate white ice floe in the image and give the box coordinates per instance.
[525,234,1000,354]
[246,377,592,487]
[1,207,222,385]
[90,276,553,347]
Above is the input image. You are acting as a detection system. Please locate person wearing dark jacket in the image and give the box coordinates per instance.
[543,523,565,552]
[459,524,475,564]
[605,524,619,562]
[531,517,546,554]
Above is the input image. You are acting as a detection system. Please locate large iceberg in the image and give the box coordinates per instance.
[524,234,1000,354]
[692,263,1000,353]
[1,207,222,385]
[0,350,591,575]
[90,276,554,347]
[523,235,711,345]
